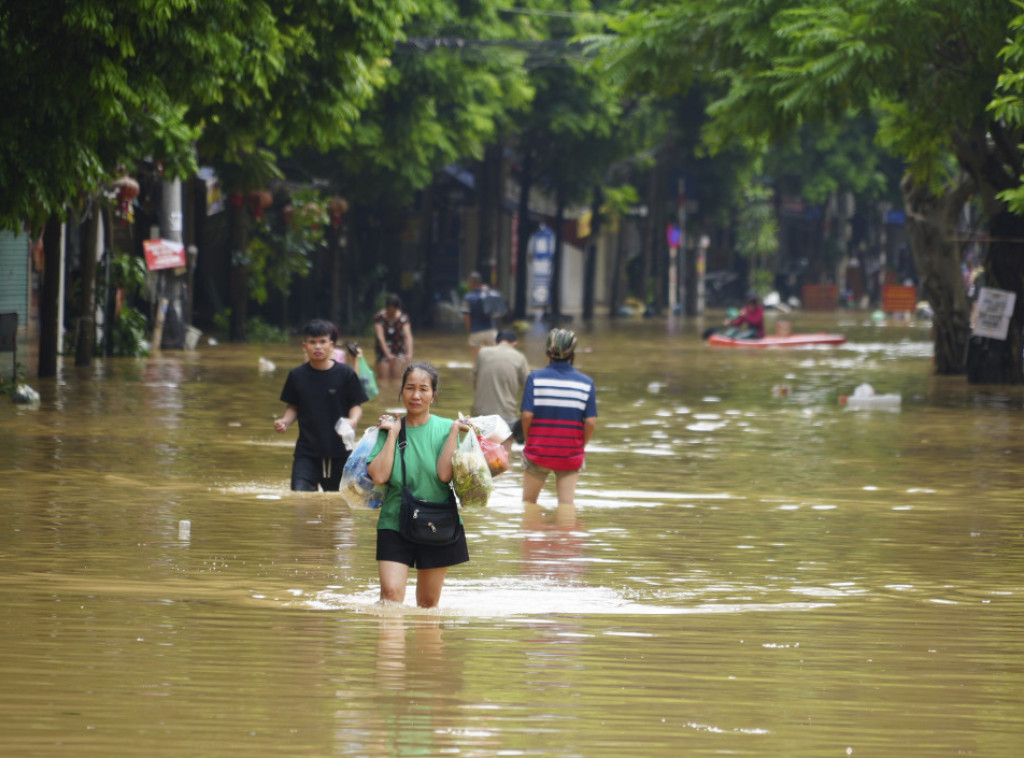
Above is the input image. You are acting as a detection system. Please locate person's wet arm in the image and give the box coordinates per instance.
[583,416,597,447]
[373,322,391,360]
[520,410,534,439]
[437,419,469,482]
[274,404,298,433]
[367,420,400,485]
[348,404,363,428]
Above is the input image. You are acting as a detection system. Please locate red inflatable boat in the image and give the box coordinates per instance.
[707,332,846,347]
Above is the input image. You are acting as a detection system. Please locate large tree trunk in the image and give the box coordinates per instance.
[642,167,658,314]
[38,214,63,378]
[476,143,503,286]
[582,185,602,322]
[609,212,628,318]
[900,172,971,375]
[513,151,534,320]
[75,204,100,366]
[965,208,1024,384]
[549,190,566,321]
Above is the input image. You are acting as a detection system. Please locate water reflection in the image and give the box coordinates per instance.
[2,315,1024,757]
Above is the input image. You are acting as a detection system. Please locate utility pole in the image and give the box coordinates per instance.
[678,178,687,316]
[697,234,709,315]
[154,178,185,350]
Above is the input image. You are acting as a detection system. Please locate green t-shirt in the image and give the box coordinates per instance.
[368,415,458,531]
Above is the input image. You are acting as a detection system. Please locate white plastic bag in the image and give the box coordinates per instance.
[467,414,513,443]
[340,426,381,508]
[452,431,493,509]
[334,417,356,451]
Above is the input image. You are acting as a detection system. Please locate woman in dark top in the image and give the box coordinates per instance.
[373,293,413,380]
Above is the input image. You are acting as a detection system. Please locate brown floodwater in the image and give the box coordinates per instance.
[2,311,1022,757]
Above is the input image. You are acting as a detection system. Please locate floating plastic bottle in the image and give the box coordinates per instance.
[839,383,901,411]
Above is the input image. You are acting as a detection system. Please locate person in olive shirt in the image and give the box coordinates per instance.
[472,328,529,446]
[274,319,368,491]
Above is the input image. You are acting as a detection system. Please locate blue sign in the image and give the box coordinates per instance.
[530,226,554,308]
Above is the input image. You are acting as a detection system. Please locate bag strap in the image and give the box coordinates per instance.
[397,417,408,486]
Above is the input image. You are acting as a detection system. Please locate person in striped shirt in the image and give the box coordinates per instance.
[520,328,597,506]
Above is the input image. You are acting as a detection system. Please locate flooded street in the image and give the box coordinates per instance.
[2,312,1023,757]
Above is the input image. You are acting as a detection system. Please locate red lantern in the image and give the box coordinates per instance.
[247,190,273,219]
[112,175,140,226]
[327,195,349,227]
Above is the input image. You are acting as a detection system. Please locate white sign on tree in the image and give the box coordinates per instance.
[973,287,1017,340]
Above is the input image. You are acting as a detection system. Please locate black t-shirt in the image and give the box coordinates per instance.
[280,361,369,459]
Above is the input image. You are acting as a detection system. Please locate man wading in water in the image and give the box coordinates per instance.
[519,328,597,507]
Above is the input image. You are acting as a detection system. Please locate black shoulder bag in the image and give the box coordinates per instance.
[397,419,461,546]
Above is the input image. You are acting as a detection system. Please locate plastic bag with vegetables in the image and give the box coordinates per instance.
[452,429,493,509]
[476,432,509,476]
[462,414,509,476]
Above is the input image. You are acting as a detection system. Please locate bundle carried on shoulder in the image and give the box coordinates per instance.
[452,427,493,509]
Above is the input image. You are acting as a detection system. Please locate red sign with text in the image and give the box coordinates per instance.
[143,239,187,271]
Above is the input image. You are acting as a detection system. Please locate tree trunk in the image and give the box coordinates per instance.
[328,222,342,327]
[900,172,971,375]
[609,213,628,318]
[642,165,660,314]
[38,214,63,378]
[966,207,1024,384]
[514,151,534,320]
[549,191,566,321]
[103,204,116,357]
[227,198,249,341]
[477,143,503,285]
[75,204,100,366]
[582,185,603,321]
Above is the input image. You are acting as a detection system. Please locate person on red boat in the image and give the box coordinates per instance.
[727,296,765,339]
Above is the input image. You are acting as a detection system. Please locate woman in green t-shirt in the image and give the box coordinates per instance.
[368,363,471,608]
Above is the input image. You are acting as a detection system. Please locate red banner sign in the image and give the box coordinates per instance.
[143,239,187,271]
[882,285,916,314]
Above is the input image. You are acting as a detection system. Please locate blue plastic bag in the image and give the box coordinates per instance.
[340,426,382,508]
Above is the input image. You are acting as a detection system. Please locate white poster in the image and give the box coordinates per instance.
[973,287,1017,340]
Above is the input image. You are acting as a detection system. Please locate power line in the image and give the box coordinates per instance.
[496,7,602,19]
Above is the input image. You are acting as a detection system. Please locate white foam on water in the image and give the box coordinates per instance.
[301,577,834,618]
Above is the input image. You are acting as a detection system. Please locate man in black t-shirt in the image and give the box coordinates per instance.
[274,319,369,491]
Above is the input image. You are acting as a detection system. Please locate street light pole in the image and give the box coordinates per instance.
[678,178,687,316]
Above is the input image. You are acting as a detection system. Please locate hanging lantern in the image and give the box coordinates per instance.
[112,174,140,226]
[247,190,273,219]
[327,195,349,228]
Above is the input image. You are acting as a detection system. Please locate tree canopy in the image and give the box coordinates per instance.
[0,0,408,230]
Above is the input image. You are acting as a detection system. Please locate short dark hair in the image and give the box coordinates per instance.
[385,293,402,310]
[304,319,336,340]
[495,329,517,344]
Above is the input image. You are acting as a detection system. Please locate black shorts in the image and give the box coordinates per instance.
[291,454,345,492]
[376,527,470,570]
